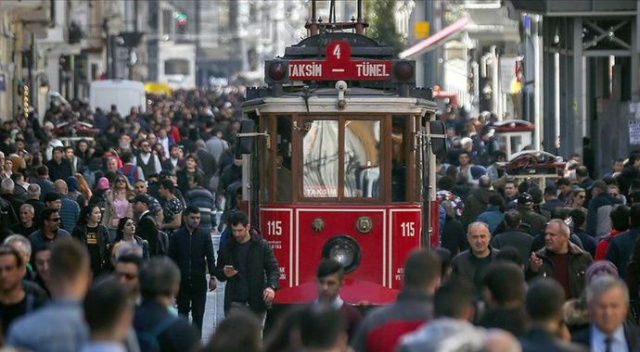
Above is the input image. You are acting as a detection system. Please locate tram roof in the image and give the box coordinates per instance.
[242,87,437,115]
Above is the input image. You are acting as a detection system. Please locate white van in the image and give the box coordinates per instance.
[89,80,146,115]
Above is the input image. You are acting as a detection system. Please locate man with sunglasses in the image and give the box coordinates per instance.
[28,208,71,255]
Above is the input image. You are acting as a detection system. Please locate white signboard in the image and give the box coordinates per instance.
[629,120,640,145]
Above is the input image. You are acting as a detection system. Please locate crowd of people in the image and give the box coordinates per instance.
[2,87,640,352]
[0,87,278,351]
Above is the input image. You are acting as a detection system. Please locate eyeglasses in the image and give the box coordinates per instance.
[117,179,126,183]
[48,218,61,222]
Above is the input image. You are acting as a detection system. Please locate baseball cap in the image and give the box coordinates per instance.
[129,194,150,205]
[517,193,534,205]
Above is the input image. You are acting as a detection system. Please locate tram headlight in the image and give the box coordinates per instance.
[393,60,415,82]
[266,60,287,83]
[322,236,361,273]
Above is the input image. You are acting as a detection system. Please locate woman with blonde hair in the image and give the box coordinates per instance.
[102,173,135,242]
[569,188,587,212]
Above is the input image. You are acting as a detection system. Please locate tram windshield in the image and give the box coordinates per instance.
[300,117,382,200]
[259,114,421,203]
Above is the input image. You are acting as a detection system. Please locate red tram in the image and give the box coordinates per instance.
[237,1,443,307]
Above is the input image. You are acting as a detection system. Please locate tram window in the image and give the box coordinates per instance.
[344,120,380,198]
[302,120,339,198]
[392,116,408,202]
[276,116,292,202]
[258,115,270,202]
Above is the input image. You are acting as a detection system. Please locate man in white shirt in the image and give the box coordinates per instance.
[133,140,162,180]
[572,275,640,352]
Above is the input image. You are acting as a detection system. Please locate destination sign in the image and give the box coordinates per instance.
[288,41,392,81]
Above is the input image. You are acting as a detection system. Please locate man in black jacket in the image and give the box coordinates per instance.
[214,211,279,323]
[491,210,533,262]
[131,194,166,256]
[168,205,216,338]
[520,278,586,352]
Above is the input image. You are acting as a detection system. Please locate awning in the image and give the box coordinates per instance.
[399,17,471,59]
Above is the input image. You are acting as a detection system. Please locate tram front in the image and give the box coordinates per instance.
[238,35,439,307]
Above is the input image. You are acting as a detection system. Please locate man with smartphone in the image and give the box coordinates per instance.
[168,205,216,338]
[214,211,279,324]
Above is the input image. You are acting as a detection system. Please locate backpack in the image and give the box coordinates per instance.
[136,316,178,352]
[121,164,138,185]
[0,197,17,228]
[156,231,169,256]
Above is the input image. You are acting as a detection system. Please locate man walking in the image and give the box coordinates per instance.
[168,205,216,338]
[572,275,640,351]
[0,245,46,335]
[131,194,165,256]
[314,259,362,341]
[527,219,593,299]
[28,208,71,253]
[451,222,500,294]
[134,257,199,352]
[214,211,279,323]
[81,277,134,352]
[7,239,91,352]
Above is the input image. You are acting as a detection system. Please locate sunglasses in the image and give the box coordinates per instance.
[117,179,126,183]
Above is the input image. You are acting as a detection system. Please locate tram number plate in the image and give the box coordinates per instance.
[288,41,392,81]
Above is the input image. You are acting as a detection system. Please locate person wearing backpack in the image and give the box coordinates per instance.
[134,257,199,352]
[120,152,145,185]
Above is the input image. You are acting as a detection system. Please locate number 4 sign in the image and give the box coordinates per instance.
[327,41,351,63]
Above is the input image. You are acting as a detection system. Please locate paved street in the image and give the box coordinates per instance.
[201,233,225,343]
[201,278,226,343]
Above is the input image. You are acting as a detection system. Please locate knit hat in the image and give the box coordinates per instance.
[66,176,79,192]
[585,261,618,284]
[96,177,110,191]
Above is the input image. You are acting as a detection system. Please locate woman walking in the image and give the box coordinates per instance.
[71,204,110,276]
